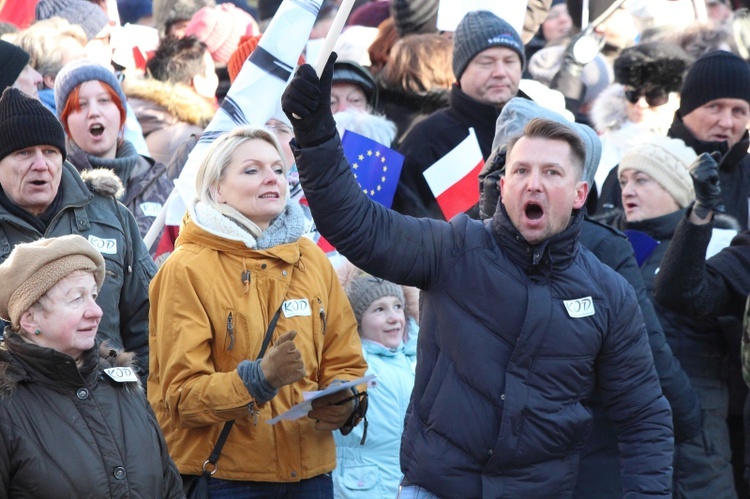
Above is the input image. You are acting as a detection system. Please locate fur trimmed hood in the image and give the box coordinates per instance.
[80,167,126,199]
[0,341,142,397]
[123,77,216,132]
[589,83,629,134]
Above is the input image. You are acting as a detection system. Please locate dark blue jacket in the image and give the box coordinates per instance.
[293,136,674,498]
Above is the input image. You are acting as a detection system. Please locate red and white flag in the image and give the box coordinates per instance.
[423,128,484,220]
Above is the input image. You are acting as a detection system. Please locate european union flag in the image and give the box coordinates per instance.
[341,130,404,208]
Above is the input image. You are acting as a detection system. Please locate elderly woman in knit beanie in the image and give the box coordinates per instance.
[0,235,183,497]
[54,58,173,241]
[610,136,740,497]
[333,269,418,499]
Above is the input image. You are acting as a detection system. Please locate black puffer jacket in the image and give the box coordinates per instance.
[0,334,183,498]
[294,135,673,498]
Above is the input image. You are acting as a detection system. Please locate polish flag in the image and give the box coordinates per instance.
[423,128,485,220]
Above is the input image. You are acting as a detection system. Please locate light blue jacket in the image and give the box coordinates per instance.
[333,319,418,498]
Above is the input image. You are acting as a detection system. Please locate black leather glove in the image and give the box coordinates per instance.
[550,28,602,114]
[281,52,338,148]
[689,152,725,219]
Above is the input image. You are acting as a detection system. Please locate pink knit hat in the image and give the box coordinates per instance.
[185,4,258,64]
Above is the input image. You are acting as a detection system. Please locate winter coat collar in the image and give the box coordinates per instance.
[449,84,502,127]
[490,202,582,278]
[377,83,450,115]
[668,114,750,171]
[191,199,306,250]
[123,78,215,133]
[623,209,685,240]
[0,332,141,397]
[361,338,407,357]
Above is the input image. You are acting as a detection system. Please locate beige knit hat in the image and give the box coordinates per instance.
[618,136,697,208]
[0,235,105,329]
[345,273,405,326]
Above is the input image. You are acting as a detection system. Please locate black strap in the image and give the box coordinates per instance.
[257,305,283,360]
[203,304,284,469]
[205,420,235,468]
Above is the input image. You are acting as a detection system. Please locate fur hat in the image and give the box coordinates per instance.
[453,10,525,81]
[345,273,405,326]
[185,4,257,64]
[0,87,66,163]
[614,42,692,94]
[153,0,215,37]
[333,60,378,108]
[0,40,29,94]
[679,50,750,117]
[0,235,105,330]
[35,0,109,41]
[618,136,697,208]
[54,59,128,122]
[528,45,612,105]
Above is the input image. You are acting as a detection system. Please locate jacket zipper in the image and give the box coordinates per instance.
[227,312,235,350]
[317,297,327,335]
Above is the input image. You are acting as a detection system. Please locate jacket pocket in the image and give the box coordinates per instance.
[339,464,379,492]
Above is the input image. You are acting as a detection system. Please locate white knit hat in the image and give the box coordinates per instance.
[618,136,697,208]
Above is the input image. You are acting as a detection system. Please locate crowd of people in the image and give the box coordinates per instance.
[1,0,750,497]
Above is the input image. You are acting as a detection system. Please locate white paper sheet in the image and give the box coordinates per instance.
[267,374,376,425]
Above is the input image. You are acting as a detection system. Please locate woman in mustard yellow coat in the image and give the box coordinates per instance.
[148,126,368,498]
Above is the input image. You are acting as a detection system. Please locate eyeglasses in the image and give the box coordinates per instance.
[623,88,669,107]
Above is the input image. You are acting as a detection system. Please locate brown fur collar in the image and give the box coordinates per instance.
[123,77,216,128]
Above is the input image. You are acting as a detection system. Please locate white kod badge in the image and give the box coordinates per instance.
[282,298,311,318]
[88,235,117,255]
[564,296,595,318]
[104,367,139,382]
[139,202,162,218]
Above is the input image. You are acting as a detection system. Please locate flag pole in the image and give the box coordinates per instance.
[313,0,355,76]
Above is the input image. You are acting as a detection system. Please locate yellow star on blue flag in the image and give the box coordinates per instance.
[341,130,404,208]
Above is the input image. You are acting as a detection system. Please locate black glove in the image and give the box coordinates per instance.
[281,52,338,148]
[550,28,601,107]
[689,152,725,219]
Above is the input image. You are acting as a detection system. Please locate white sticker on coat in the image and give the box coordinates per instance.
[104,367,139,382]
[282,298,311,318]
[88,235,117,255]
[140,202,162,218]
[563,296,595,318]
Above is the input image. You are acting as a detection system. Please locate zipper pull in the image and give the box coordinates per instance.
[317,297,327,335]
[227,312,235,350]
[242,270,251,294]
[249,402,259,426]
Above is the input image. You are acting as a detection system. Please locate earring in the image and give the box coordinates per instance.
[33,329,41,336]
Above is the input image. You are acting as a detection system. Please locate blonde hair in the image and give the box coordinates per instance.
[195,126,288,226]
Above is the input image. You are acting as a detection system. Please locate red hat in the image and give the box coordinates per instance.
[227,35,305,83]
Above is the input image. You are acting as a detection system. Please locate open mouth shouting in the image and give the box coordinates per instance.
[524,201,544,223]
[89,123,105,137]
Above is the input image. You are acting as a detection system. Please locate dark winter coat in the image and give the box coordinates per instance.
[394,85,528,219]
[376,82,449,147]
[655,213,750,320]
[67,140,174,242]
[668,115,750,230]
[0,334,183,498]
[293,135,674,498]
[0,163,155,379]
[124,78,215,166]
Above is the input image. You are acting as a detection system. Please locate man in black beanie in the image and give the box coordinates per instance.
[668,50,750,230]
[0,39,42,99]
[394,10,529,220]
[0,87,156,384]
[666,49,750,498]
